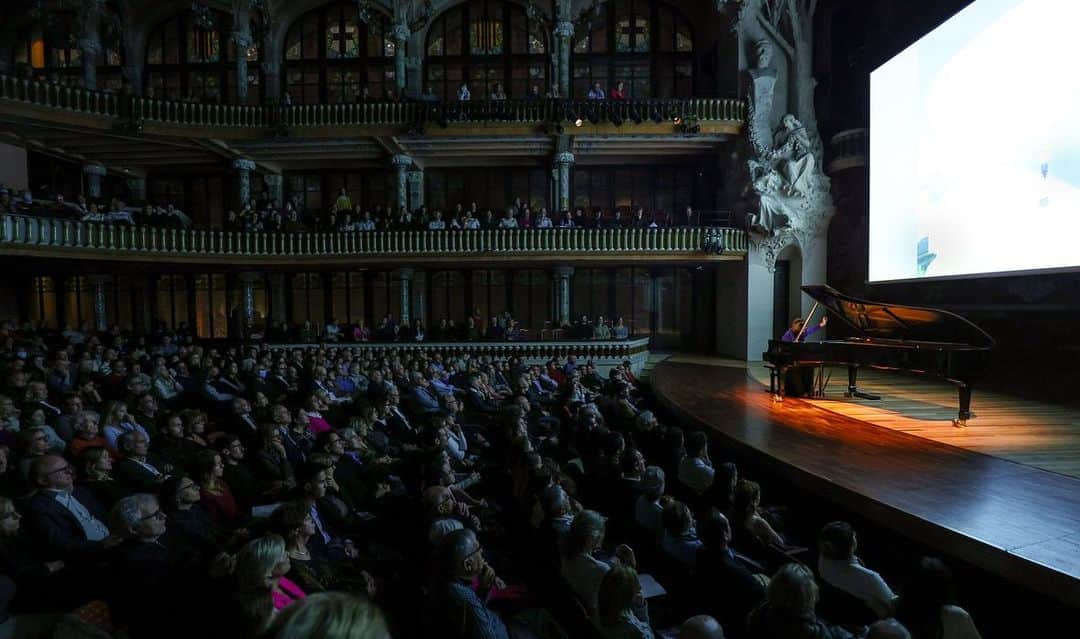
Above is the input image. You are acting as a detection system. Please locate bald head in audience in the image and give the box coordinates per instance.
[678,615,724,639]
[867,619,911,639]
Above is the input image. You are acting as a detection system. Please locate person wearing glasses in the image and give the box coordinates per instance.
[25,455,118,561]
[109,493,217,639]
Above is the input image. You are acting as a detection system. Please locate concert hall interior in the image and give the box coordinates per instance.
[0,1,1077,638]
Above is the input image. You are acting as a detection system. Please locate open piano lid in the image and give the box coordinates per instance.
[802,285,996,348]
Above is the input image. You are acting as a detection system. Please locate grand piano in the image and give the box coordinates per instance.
[764,285,995,425]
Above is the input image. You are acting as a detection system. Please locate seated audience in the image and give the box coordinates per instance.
[895,557,982,639]
[745,563,854,639]
[817,521,898,620]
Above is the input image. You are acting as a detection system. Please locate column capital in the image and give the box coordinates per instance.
[82,163,107,177]
[554,21,575,38]
[77,35,102,55]
[87,274,113,285]
[263,173,282,185]
[391,154,413,168]
[554,152,575,165]
[391,22,411,42]
[394,268,415,281]
[406,170,424,184]
[238,271,263,284]
[554,266,574,279]
[232,29,254,49]
[233,158,256,172]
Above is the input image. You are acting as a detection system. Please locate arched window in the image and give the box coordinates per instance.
[283,1,395,104]
[572,0,693,98]
[10,12,124,90]
[425,0,548,101]
[146,11,261,103]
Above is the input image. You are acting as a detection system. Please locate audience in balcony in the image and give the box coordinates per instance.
[610,82,628,101]
[589,82,609,100]
[3,180,711,235]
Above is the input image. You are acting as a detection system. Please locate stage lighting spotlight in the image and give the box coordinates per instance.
[574,118,584,127]
[673,116,683,125]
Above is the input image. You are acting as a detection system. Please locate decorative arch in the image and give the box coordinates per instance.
[282,0,395,104]
[145,9,261,103]
[571,0,693,98]
[423,0,549,101]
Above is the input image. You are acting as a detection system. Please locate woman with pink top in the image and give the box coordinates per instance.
[234,534,307,625]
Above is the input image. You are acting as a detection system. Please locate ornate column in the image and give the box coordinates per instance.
[392,22,410,95]
[232,27,253,104]
[83,164,106,199]
[261,58,281,104]
[264,173,283,208]
[78,0,104,90]
[392,155,412,211]
[126,175,146,204]
[78,34,102,90]
[553,266,574,327]
[233,159,256,208]
[553,152,575,212]
[239,272,260,325]
[395,268,414,325]
[554,21,574,98]
[88,275,111,331]
[406,169,424,210]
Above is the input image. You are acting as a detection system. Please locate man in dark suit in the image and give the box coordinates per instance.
[224,397,261,449]
[114,431,170,493]
[463,375,500,417]
[407,372,443,417]
[694,509,767,638]
[26,455,118,562]
[108,493,216,639]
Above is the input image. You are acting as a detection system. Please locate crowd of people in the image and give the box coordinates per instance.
[291,312,633,345]
[2,180,702,236]
[226,189,699,235]
[0,187,192,229]
[0,316,985,639]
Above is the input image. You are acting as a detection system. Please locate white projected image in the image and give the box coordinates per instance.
[870,0,1080,282]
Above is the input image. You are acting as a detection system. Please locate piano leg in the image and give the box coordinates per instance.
[773,367,786,404]
[845,365,881,401]
[954,385,973,428]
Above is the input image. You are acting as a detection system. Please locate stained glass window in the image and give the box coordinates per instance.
[283,0,395,103]
[571,0,693,98]
[425,0,549,100]
[146,10,256,102]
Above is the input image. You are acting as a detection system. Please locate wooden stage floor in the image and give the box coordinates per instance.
[651,359,1080,608]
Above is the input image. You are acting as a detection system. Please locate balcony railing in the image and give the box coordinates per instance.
[0,74,121,118]
[0,214,748,262]
[0,74,745,131]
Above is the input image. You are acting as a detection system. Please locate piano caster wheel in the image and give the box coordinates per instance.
[952,418,967,429]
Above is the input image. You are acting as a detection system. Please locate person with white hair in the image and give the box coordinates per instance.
[678,615,725,639]
[867,619,912,639]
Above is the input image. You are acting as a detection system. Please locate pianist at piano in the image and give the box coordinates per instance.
[781,315,829,343]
